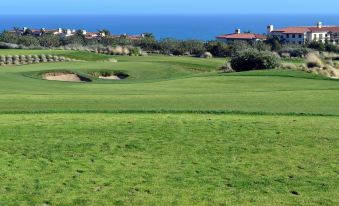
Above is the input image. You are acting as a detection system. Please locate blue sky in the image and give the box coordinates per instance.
[1,0,338,15]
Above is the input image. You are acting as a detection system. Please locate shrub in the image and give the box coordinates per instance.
[219,62,234,73]
[0,55,6,63]
[308,41,325,51]
[279,46,311,58]
[0,42,20,49]
[230,49,280,71]
[325,43,338,53]
[229,41,252,56]
[53,56,60,62]
[200,52,213,59]
[59,56,66,62]
[306,53,323,68]
[204,41,231,57]
[281,63,298,70]
[122,47,130,55]
[130,47,141,56]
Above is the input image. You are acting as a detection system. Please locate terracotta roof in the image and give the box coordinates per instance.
[272,27,310,34]
[272,26,339,34]
[44,29,59,33]
[216,33,266,40]
[308,26,339,33]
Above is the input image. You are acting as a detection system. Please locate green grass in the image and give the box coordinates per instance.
[0,49,338,205]
[0,113,338,206]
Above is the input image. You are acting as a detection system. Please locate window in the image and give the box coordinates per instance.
[286,34,290,38]
[319,34,323,39]
[299,34,302,38]
[299,41,302,44]
[292,34,296,38]
[314,34,317,39]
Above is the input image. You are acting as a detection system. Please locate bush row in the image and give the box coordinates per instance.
[0,54,74,66]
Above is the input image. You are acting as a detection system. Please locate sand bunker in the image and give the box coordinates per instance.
[98,75,122,80]
[42,72,91,82]
[96,72,129,80]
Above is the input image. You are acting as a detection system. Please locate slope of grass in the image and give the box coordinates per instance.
[0,113,338,206]
[0,49,338,205]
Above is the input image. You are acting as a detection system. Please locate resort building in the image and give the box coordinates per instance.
[216,29,267,44]
[267,22,339,45]
[8,27,144,40]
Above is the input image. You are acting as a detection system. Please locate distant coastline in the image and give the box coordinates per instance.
[1,14,339,40]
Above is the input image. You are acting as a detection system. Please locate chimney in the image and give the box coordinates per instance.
[317,22,322,28]
[267,25,274,34]
[235,29,241,34]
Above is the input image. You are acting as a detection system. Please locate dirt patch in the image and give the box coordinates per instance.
[42,72,91,82]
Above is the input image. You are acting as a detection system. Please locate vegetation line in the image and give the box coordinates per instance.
[0,109,338,117]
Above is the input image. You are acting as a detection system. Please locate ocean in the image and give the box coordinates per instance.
[0,14,338,40]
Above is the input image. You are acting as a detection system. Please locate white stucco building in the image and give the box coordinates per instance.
[267,22,339,45]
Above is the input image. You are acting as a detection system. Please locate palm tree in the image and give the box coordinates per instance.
[13,27,20,32]
[144,33,155,39]
[98,29,111,36]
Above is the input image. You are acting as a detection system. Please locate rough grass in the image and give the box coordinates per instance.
[0,113,338,206]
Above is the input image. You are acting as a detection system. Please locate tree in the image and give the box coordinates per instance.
[265,37,282,51]
[13,27,20,33]
[17,36,40,47]
[180,40,205,55]
[75,29,85,37]
[0,31,18,44]
[324,43,338,53]
[23,28,33,36]
[159,38,180,55]
[308,41,325,51]
[137,36,159,51]
[38,34,61,47]
[64,35,85,45]
[204,41,231,57]
[143,33,155,39]
[98,29,111,36]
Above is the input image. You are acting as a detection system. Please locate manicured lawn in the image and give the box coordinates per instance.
[0,113,338,206]
[0,49,338,205]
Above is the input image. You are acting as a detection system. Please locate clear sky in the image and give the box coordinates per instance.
[1,0,338,15]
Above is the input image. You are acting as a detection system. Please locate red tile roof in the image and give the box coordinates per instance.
[308,26,339,33]
[216,33,266,40]
[272,26,339,34]
[272,27,310,34]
